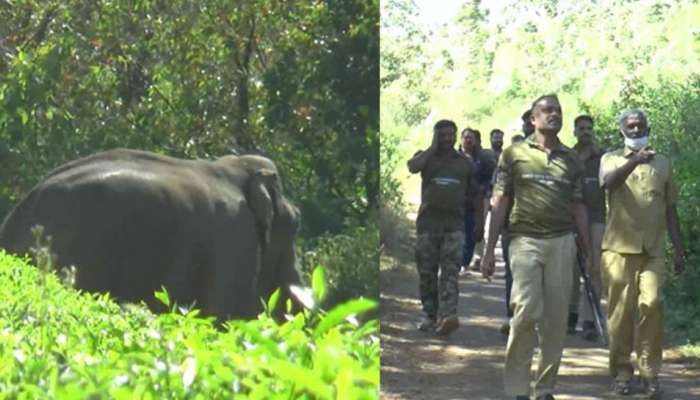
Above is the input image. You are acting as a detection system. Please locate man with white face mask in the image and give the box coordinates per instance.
[599,109,685,398]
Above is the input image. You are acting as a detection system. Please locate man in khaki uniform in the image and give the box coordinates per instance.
[600,109,685,398]
[408,119,477,335]
[568,115,607,341]
[482,95,591,400]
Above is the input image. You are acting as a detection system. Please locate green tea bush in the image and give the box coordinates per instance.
[299,225,379,307]
[0,251,379,399]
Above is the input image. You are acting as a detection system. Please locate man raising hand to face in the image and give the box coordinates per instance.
[408,120,477,335]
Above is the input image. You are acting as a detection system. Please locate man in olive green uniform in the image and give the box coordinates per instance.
[408,119,476,335]
[568,115,607,341]
[481,95,591,400]
[600,109,685,398]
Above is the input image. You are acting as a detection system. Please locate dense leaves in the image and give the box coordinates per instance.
[0,251,379,398]
[263,0,379,235]
[299,225,380,307]
[0,0,379,240]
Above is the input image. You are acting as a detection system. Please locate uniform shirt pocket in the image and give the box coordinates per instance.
[639,169,665,202]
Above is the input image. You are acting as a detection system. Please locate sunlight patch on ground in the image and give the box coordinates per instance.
[381,293,421,306]
[560,347,610,371]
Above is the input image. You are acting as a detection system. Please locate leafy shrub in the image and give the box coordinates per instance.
[379,128,414,265]
[0,2,378,240]
[0,251,379,399]
[299,225,379,307]
[379,130,405,213]
[583,74,700,344]
[665,252,700,343]
[378,204,413,266]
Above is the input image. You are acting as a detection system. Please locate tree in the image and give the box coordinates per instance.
[0,0,379,239]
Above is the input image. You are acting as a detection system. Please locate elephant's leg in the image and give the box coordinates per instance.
[118,232,197,313]
[203,227,262,321]
[158,241,203,312]
[107,210,188,311]
[61,223,116,295]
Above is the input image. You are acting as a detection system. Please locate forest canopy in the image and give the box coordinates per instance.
[0,0,379,239]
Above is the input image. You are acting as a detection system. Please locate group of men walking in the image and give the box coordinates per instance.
[407,94,685,399]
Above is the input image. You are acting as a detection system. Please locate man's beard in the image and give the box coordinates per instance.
[438,142,454,152]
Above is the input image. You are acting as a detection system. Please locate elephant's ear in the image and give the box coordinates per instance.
[247,168,278,246]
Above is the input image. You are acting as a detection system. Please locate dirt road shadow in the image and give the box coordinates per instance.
[380,260,700,399]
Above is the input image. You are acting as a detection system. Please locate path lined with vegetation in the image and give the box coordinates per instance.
[380,248,700,399]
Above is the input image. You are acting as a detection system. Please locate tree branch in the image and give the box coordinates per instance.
[21,6,58,50]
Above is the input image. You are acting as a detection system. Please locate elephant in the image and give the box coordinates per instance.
[0,148,301,321]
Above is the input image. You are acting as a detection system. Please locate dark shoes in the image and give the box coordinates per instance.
[418,315,459,335]
[515,394,554,399]
[642,377,662,399]
[581,321,599,341]
[500,321,511,336]
[471,258,481,271]
[613,377,661,398]
[613,379,632,395]
[418,316,436,332]
[566,312,578,335]
[435,315,459,335]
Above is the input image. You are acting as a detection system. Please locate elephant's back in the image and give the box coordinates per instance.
[44,148,189,180]
[1,151,249,255]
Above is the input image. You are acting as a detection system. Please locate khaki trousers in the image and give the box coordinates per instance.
[504,233,575,397]
[602,250,665,380]
[570,222,606,322]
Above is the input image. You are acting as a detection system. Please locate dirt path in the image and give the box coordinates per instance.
[380,244,700,399]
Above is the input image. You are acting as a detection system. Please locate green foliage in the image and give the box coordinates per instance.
[379,130,405,212]
[262,0,379,236]
[587,75,700,344]
[382,0,700,346]
[0,0,378,239]
[378,203,414,268]
[0,251,379,399]
[666,253,700,343]
[299,225,380,307]
[381,0,700,145]
[379,129,414,263]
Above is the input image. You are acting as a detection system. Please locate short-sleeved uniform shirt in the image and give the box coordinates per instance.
[481,148,500,197]
[461,148,496,211]
[416,149,475,233]
[599,147,678,256]
[493,136,583,238]
[573,143,606,224]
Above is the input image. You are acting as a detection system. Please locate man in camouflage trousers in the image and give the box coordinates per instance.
[408,119,477,335]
